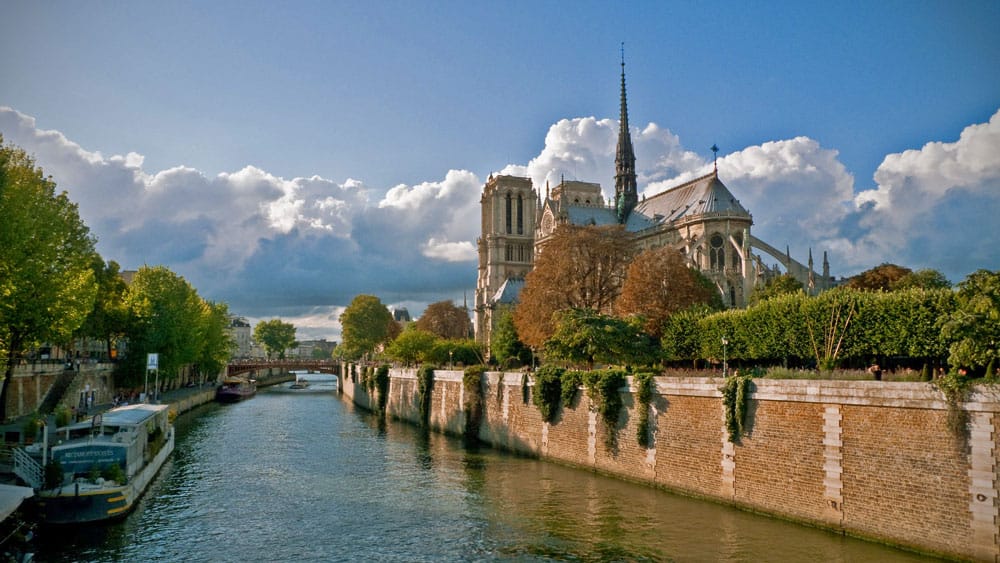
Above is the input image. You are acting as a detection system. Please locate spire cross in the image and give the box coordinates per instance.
[711,144,719,172]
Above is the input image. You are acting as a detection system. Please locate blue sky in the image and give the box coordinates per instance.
[2,1,999,339]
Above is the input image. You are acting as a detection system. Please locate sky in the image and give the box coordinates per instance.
[2,1,999,341]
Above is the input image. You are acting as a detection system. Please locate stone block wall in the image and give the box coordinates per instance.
[342,366,1000,561]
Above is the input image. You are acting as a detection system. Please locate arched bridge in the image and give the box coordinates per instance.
[227,360,341,377]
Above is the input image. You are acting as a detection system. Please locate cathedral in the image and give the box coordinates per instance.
[474,58,833,347]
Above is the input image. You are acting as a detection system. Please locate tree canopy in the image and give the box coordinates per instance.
[749,273,804,305]
[415,300,471,339]
[846,263,912,291]
[339,294,396,360]
[544,308,657,369]
[514,224,634,349]
[490,307,532,368]
[616,245,721,337]
[254,318,298,360]
[0,138,98,419]
[942,269,1000,373]
[385,325,438,366]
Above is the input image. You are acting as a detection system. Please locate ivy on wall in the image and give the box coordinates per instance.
[417,365,435,428]
[633,372,655,449]
[531,365,564,423]
[463,365,486,445]
[374,364,390,416]
[720,373,754,443]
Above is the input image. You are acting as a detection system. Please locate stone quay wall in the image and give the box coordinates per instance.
[340,366,1000,561]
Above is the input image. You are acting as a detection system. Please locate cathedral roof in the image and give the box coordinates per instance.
[635,171,750,224]
[564,204,655,231]
[491,277,525,305]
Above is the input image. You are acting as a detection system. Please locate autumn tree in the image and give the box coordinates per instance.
[415,300,471,339]
[338,294,396,360]
[254,318,298,360]
[616,246,721,337]
[514,224,634,349]
[0,138,98,419]
[846,263,912,291]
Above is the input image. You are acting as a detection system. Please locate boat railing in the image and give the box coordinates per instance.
[12,447,43,489]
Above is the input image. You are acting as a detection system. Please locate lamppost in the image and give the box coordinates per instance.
[449,350,453,369]
[721,337,729,377]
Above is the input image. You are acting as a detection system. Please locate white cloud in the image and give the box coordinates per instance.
[4,104,997,341]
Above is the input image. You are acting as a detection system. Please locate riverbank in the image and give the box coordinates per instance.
[341,366,1000,562]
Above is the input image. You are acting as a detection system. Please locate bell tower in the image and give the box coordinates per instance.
[474,174,537,346]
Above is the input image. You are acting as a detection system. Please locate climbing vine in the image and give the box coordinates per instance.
[531,365,564,423]
[720,373,754,443]
[521,372,530,404]
[633,372,655,449]
[584,370,627,450]
[463,365,486,445]
[561,370,585,408]
[495,372,505,408]
[933,370,973,446]
[417,364,435,428]
[374,365,390,416]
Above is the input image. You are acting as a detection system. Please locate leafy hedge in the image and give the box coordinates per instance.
[663,288,955,369]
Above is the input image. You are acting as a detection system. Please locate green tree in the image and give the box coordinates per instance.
[491,307,532,368]
[385,326,438,366]
[338,295,395,360]
[428,338,484,367]
[942,270,1000,373]
[118,266,205,388]
[749,273,804,305]
[544,308,657,369]
[74,258,129,360]
[253,319,298,360]
[0,138,98,419]
[891,269,952,291]
[196,301,235,380]
[415,300,471,339]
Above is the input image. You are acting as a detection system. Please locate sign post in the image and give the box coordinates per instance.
[146,353,159,403]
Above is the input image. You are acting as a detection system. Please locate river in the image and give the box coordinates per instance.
[34,376,941,562]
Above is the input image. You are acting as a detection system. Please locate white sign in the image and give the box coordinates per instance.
[147,353,159,370]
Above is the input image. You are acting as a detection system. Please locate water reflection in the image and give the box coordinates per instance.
[32,384,940,562]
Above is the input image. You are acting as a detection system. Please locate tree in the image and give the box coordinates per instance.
[846,263,912,291]
[616,246,721,337]
[544,308,657,369]
[385,326,438,366]
[253,319,298,360]
[118,266,206,388]
[491,307,532,368]
[515,224,634,349]
[75,258,129,360]
[339,295,396,360]
[0,138,98,420]
[749,273,804,305]
[942,270,1000,374]
[415,300,470,339]
[196,301,235,379]
[891,269,952,291]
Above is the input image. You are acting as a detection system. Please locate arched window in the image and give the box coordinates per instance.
[710,234,725,270]
[516,194,524,234]
[505,193,512,234]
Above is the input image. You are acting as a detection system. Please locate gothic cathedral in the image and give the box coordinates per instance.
[474,57,833,348]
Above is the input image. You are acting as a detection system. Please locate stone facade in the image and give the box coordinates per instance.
[342,368,1000,561]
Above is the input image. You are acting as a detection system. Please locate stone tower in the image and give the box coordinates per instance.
[474,174,537,347]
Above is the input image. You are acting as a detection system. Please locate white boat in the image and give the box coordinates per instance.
[13,403,174,524]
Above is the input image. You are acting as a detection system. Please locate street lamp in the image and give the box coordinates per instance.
[449,350,454,369]
[721,337,729,377]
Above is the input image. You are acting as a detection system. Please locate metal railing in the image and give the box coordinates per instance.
[12,447,42,489]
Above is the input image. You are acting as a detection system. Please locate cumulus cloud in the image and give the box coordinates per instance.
[843,109,1000,276]
[3,103,996,340]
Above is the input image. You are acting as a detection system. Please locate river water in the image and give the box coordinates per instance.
[34,376,940,562]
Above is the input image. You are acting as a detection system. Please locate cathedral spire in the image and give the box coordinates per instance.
[615,43,638,224]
